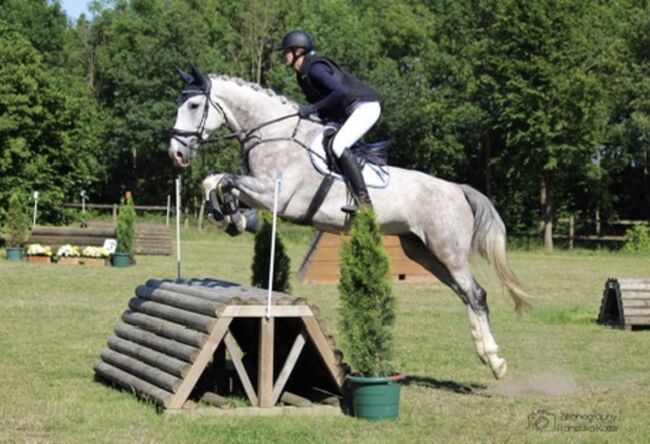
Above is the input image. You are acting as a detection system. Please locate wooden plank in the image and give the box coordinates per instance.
[94,361,173,408]
[221,305,313,318]
[107,336,192,378]
[621,299,650,308]
[167,317,233,409]
[625,316,650,326]
[31,226,114,236]
[271,332,307,405]
[258,317,275,408]
[301,316,344,391]
[623,308,650,316]
[621,290,650,298]
[223,332,258,406]
[100,348,182,393]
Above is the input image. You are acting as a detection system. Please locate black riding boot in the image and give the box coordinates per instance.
[338,149,371,214]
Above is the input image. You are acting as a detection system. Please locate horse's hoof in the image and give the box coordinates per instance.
[491,359,507,379]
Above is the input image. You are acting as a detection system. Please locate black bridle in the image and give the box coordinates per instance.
[168,85,329,174]
[169,88,305,154]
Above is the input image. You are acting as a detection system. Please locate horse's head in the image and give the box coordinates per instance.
[169,65,226,167]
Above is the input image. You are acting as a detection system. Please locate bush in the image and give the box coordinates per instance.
[115,196,136,254]
[621,223,650,254]
[338,207,396,376]
[251,211,291,293]
[3,192,31,248]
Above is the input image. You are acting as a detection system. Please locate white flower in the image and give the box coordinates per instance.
[57,244,80,257]
[82,246,109,258]
[26,244,53,256]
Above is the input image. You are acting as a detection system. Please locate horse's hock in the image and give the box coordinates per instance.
[94,278,346,415]
[598,278,650,330]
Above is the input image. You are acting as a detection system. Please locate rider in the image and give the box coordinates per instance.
[280,30,381,214]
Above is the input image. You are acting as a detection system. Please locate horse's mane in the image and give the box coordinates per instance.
[210,74,298,110]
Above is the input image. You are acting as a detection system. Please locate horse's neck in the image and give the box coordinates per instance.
[211,77,323,176]
[212,77,296,135]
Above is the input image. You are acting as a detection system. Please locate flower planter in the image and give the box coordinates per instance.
[6,247,23,261]
[83,257,107,267]
[57,256,80,265]
[346,374,404,421]
[27,255,51,265]
[111,252,131,268]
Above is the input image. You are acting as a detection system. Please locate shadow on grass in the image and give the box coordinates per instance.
[404,375,489,396]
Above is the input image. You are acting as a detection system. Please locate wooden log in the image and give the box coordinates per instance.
[32,226,115,237]
[135,285,223,316]
[145,280,244,304]
[200,392,235,409]
[121,311,208,348]
[625,315,650,325]
[618,282,650,291]
[280,391,313,407]
[128,298,216,333]
[114,323,200,362]
[107,336,192,378]
[623,308,650,316]
[621,299,650,308]
[621,291,650,299]
[100,348,182,393]
[28,235,108,247]
[94,361,173,408]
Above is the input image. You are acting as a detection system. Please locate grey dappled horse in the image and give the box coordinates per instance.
[169,66,532,379]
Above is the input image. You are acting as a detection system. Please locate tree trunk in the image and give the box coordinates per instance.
[541,173,554,251]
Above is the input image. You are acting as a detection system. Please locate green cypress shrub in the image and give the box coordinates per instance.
[251,211,291,293]
[115,196,136,254]
[339,206,396,376]
[3,192,31,248]
[622,223,650,254]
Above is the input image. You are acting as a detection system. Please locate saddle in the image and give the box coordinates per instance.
[321,125,390,175]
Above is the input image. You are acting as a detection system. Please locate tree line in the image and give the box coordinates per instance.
[0,0,648,247]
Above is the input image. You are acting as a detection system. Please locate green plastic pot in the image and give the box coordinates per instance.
[6,247,23,261]
[111,252,131,268]
[347,374,404,421]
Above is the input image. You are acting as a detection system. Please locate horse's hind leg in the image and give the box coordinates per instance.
[398,234,507,379]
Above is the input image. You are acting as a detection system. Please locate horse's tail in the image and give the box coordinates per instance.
[460,184,533,313]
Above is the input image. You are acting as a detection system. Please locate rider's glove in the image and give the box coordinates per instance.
[298,104,317,119]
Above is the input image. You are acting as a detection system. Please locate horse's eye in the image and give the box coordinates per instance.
[189,103,200,110]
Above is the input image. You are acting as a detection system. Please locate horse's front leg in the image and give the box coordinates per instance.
[202,173,273,235]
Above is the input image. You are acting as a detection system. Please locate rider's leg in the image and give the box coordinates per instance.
[332,102,380,213]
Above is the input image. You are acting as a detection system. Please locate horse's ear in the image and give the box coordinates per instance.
[190,64,202,80]
[176,65,193,84]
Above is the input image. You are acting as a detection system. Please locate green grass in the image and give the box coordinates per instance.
[1,228,649,443]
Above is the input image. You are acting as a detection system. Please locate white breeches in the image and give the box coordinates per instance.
[332,101,381,157]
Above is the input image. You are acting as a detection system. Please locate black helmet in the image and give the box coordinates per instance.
[281,30,313,51]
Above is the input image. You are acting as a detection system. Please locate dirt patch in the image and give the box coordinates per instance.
[488,369,577,398]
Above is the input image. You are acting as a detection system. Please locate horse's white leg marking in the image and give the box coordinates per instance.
[467,306,488,365]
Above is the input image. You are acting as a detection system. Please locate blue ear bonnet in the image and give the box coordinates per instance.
[175,65,212,108]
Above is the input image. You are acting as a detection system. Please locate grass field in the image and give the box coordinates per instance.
[1,226,649,443]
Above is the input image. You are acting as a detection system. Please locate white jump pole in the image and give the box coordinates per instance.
[32,191,39,228]
[175,177,181,280]
[266,171,283,318]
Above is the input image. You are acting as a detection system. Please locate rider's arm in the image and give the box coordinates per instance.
[308,62,349,113]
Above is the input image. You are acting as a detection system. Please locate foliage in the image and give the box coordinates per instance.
[2,192,31,247]
[0,0,649,244]
[621,223,650,254]
[338,207,395,376]
[250,211,291,293]
[115,196,136,254]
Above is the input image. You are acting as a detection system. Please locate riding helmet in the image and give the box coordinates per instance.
[281,30,314,51]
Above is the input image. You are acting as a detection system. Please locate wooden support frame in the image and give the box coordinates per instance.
[96,278,346,416]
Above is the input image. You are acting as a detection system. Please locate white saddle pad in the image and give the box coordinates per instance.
[308,128,390,189]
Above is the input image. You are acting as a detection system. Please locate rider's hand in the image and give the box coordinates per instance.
[298,104,317,118]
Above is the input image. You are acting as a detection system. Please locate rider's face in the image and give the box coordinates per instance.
[281,48,304,71]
